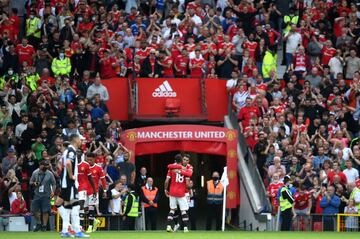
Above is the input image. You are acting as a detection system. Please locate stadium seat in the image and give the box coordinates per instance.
[165,99,181,117]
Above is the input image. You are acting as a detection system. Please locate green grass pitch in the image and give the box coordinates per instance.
[0,231,359,239]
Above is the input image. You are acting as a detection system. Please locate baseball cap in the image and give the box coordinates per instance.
[7,148,15,153]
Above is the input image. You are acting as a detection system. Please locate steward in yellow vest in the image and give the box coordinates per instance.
[26,10,41,39]
[280,176,295,231]
[51,50,72,77]
[262,46,277,80]
[123,184,140,230]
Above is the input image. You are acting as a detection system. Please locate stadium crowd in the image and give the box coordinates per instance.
[0,0,359,233]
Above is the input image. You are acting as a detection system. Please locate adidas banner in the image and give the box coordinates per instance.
[136,78,202,116]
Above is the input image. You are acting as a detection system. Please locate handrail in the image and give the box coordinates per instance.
[200,78,208,116]
[128,76,136,119]
[226,94,271,213]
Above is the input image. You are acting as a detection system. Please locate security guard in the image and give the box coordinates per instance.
[206,171,224,231]
[26,10,41,48]
[0,68,19,90]
[262,46,277,82]
[140,177,159,230]
[349,182,360,213]
[123,184,140,230]
[280,175,295,231]
[51,49,72,77]
[26,72,40,91]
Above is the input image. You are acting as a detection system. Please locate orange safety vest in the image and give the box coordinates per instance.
[207,180,224,205]
[141,186,158,208]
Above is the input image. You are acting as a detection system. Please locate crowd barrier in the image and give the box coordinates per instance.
[337,213,360,232]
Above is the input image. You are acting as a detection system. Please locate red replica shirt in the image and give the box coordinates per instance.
[321,46,336,66]
[100,56,117,79]
[174,55,189,76]
[171,42,184,60]
[267,182,284,208]
[190,57,205,77]
[327,171,347,185]
[238,106,261,128]
[136,47,151,64]
[294,191,311,210]
[243,41,258,59]
[161,56,173,77]
[218,42,235,56]
[78,22,94,34]
[78,160,91,192]
[88,163,106,195]
[185,43,196,53]
[271,105,285,114]
[16,44,35,65]
[167,164,188,197]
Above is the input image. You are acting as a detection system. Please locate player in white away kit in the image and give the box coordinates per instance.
[60,134,89,238]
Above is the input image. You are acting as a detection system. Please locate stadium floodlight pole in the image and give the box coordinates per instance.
[220,167,229,232]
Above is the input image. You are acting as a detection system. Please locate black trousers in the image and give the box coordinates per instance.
[323,216,335,231]
[124,217,135,230]
[145,207,157,230]
[206,204,222,231]
[280,208,293,231]
[188,207,197,230]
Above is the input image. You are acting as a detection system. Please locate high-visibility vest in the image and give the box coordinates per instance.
[0,77,5,90]
[283,15,299,35]
[124,193,139,217]
[26,73,40,91]
[350,187,360,213]
[26,17,41,38]
[262,50,277,78]
[141,186,158,208]
[279,186,293,211]
[51,57,72,76]
[207,180,224,205]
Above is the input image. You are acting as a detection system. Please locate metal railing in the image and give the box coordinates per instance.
[290,214,338,231]
[227,95,271,213]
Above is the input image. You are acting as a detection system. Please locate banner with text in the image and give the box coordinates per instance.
[136,78,203,117]
[121,124,239,208]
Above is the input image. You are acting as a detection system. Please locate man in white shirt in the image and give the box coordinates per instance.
[109,181,124,215]
[226,71,239,91]
[15,114,28,138]
[328,50,344,78]
[284,24,302,71]
[343,160,359,183]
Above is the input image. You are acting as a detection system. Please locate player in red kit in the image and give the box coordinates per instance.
[86,153,108,233]
[77,153,96,230]
[167,154,193,231]
[164,154,192,233]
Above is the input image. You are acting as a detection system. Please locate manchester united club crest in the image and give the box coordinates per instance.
[127,131,137,142]
[226,130,236,141]
[228,170,236,179]
[227,191,236,200]
[227,149,237,158]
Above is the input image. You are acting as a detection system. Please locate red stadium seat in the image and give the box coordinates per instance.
[165,98,181,117]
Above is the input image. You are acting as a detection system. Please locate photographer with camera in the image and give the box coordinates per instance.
[29,159,56,232]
